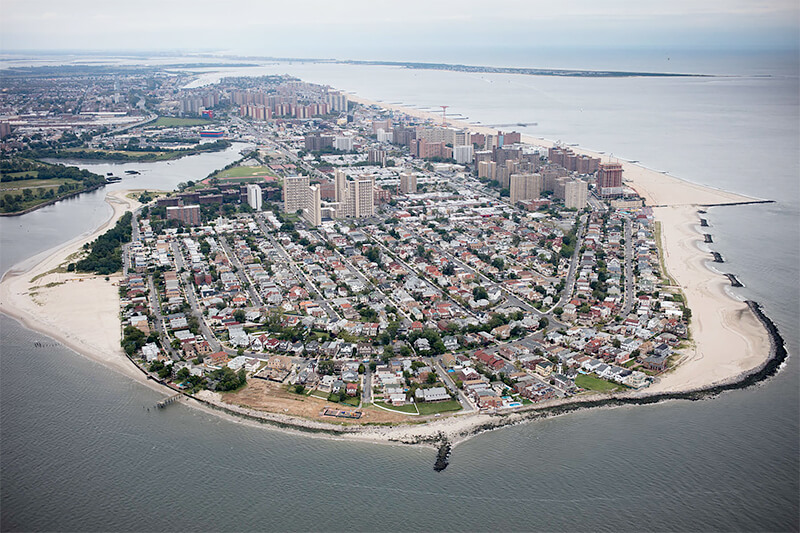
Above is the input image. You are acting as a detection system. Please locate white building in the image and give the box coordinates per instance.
[246,184,263,211]
[304,184,322,226]
[334,135,354,152]
[376,128,393,143]
[453,145,474,165]
[564,179,588,209]
[283,175,310,215]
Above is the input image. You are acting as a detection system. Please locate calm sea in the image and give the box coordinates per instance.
[1,51,798,532]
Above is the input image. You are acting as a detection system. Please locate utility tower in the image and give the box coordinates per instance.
[440,105,449,126]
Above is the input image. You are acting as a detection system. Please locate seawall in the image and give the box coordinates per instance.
[452,301,789,445]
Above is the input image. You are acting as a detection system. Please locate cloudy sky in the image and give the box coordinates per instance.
[1,0,798,59]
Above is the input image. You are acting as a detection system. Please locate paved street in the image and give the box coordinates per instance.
[218,235,263,306]
[255,216,341,320]
[621,216,635,317]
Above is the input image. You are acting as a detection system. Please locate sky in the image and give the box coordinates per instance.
[1,0,798,61]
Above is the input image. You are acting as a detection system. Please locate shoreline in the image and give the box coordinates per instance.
[350,93,775,389]
[0,189,151,386]
[0,93,786,449]
[0,183,107,218]
[128,295,788,450]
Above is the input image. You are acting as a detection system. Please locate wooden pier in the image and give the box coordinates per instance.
[156,394,182,409]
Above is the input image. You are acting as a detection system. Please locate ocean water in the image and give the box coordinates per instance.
[1,51,798,532]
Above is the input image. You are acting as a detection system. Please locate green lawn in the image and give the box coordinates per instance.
[0,177,79,191]
[62,148,180,161]
[1,170,39,180]
[340,395,360,407]
[373,401,418,414]
[147,116,213,129]
[416,399,462,415]
[0,177,88,213]
[215,165,278,179]
[575,373,625,393]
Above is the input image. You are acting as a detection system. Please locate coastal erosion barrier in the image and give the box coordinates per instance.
[456,301,788,444]
[116,299,786,468]
[698,200,775,208]
[703,234,713,243]
[711,252,724,263]
[434,438,452,472]
[699,218,709,227]
[726,274,744,288]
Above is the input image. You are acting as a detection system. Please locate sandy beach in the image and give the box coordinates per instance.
[644,206,772,392]
[352,93,775,393]
[0,189,145,383]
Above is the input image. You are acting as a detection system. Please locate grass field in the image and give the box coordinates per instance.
[373,401,419,414]
[0,177,78,191]
[147,116,213,129]
[212,176,270,185]
[340,396,360,407]
[416,399,462,415]
[1,170,39,180]
[61,148,180,161]
[575,373,625,393]
[214,165,278,179]
[0,177,85,213]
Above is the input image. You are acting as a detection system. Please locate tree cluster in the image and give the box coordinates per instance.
[74,212,133,275]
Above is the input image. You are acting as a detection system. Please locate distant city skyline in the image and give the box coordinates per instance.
[1,0,798,59]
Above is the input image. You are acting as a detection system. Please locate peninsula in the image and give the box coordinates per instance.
[0,70,782,450]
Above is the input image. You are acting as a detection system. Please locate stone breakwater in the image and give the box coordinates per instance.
[726,274,744,288]
[136,298,787,474]
[447,301,788,447]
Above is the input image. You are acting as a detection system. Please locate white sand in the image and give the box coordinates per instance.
[644,206,771,392]
[0,97,777,443]
[0,190,144,382]
[353,94,774,392]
